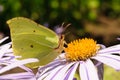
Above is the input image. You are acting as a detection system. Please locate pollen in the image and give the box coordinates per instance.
[64,38,100,61]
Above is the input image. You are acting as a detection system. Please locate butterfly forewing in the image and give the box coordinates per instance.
[7,17,63,68]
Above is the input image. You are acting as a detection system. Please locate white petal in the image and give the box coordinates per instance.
[0,72,34,79]
[92,54,120,70]
[38,59,65,77]
[80,59,99,80]
[117,38,120,40]
[0,43,11,58]
[43,65,64,80]
[37,66,51,78]
[4,48,13,53]
[0,58,38,74]
[98,44,120,54]
[37,72,49,80]
[18,65,33,72]
[64,62,79,80]
[0,37,9,44]
[49,62,75,80]
[99,44,106,49]
[79,62,88,80]
[56,53,66,59]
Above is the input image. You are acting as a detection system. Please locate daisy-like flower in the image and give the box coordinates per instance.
[36,38,120,80]
[0,37,38,80]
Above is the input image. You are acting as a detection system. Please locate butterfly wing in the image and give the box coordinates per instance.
[7,17,63,68]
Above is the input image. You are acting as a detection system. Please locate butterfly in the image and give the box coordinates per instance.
[7,17,65,68]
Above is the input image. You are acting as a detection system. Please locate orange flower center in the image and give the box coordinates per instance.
[64,38,100,61]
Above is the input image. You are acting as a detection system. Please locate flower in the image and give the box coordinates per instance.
[36,38,120,80]
[0,37,38,80]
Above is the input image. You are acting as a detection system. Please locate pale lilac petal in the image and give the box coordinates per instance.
[0,37,9,44]
[98,44,120,54]
[80,59,99,80]
[79,61,88,80]
[95,61,104,80]
[0,43,11,58]
[42,59,66,70]
[41,65,64,80]
[36,59,64,79]
[37,59,66,79]
[37,66,52,78]
[28,77,36,80]
[0,72,35,80]
[37,71,49,80]
[64,62,79,80]
[45,62,75,80]
[37,59,66,77]
[117,38,120,40]
[56,53,66,59]
[36,55,66,78]
[92,54,120,70]
[0,58,39,74]
[3,48,13,54]
[37,65,57,79]
[18,65,33,72]
[99,44,106,49]
[0,56,15,64]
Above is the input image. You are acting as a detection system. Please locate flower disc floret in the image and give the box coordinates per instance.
[65,38,100,61]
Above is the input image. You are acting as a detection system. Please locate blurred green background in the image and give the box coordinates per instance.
[0,0,120,46]
[0,0,120,79]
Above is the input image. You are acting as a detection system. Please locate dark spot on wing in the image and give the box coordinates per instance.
[21,48,23,50]
[30,45,34,48]
[33,30,36,32]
